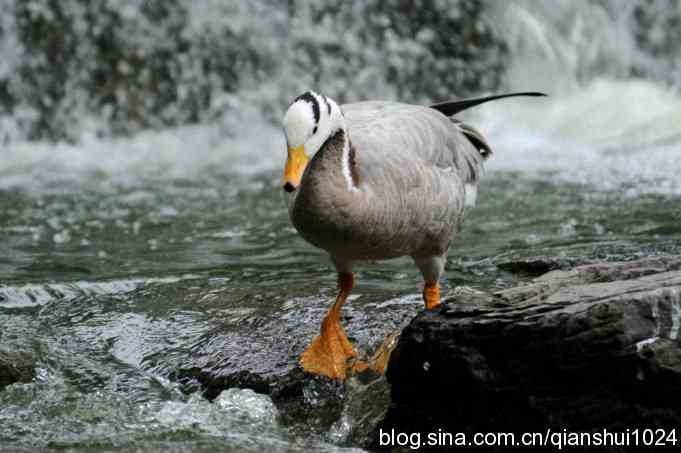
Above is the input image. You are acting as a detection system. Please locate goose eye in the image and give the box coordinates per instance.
[312,126,318,134]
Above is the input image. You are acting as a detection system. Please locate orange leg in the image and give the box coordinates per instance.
[300,272,366,380]
[423,282,440,310]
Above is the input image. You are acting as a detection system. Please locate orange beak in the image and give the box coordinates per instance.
[282,145,309,191]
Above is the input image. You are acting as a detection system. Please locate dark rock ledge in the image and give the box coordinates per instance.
[0,352,34,391]
[376,256,681,451]
[0,314,37,391]
[151,256,681,450]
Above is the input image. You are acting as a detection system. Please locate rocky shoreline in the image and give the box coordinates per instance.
[3,256,681,451]
[377,256,681,450]
[162,256,681,450]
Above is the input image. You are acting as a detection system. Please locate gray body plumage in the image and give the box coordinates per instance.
[285,101,485,276]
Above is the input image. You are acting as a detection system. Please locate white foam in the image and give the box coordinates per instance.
[154,389,278,435]
[0,108,284,193]
[0,274,199,309]
[635,337,658,352]
[465,78,681,196]
[1,78,680,198]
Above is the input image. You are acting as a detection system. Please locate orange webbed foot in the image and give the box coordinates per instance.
[300,313,366,380]
[300,272,367,380]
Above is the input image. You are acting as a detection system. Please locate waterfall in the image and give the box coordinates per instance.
[0,0,679,195]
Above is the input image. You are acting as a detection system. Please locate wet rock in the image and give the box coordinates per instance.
[495,255,580,276]
[629,0,681,87]
[0,314,37,390]
[328,373,392,447]
[147,292,421,443]
[0,351,33,391]
[1,0,505,141]
[378,257,681,450]
[2,0,248,141]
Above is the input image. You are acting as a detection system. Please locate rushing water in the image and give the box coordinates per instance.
[2,1,681,451]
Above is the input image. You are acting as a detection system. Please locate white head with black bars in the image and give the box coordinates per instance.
[282,91,346,192]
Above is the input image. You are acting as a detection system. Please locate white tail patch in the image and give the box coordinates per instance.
[464,183,477,207]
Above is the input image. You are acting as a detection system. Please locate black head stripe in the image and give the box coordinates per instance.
[323,96,331,115]
[294,92,320,125]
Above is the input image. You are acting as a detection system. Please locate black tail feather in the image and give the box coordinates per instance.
[452,119,493,159]
[430,92,547,117]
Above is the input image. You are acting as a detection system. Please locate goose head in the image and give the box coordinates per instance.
[282,91,345,192]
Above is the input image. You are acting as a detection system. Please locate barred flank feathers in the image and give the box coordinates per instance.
[453,127,486,185]
[430,91,546,157]
[430,91,547,181]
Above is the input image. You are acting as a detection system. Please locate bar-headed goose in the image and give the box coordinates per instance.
[282,90,545,380]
